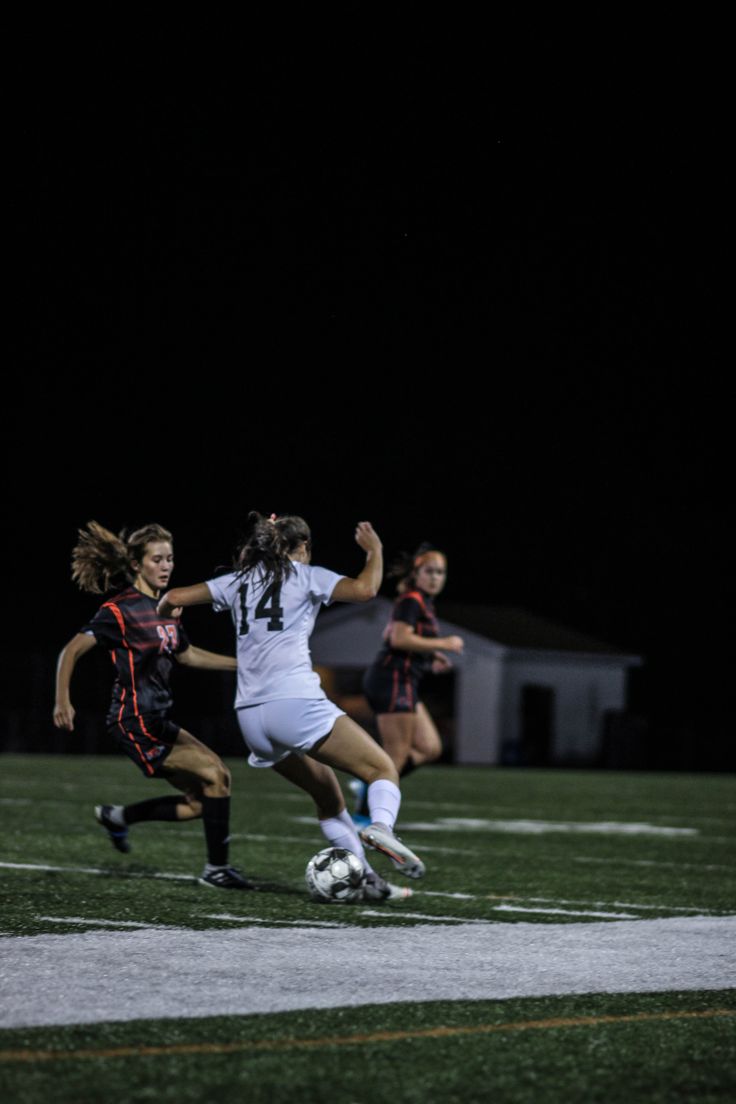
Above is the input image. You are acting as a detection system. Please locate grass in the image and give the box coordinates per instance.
[1,754,735,1102]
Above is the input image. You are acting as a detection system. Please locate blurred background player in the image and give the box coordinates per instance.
[354,543,464,823]
[53,521,252,889]
[157,513,425,902]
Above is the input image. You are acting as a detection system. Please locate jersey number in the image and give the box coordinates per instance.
[156,624,179,653]
[238,582,284,635]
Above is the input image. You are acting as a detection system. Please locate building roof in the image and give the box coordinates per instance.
[313,599,639,665]
[438,603,629,656]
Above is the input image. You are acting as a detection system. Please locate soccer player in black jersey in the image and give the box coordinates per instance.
[53,521,252,889]
[356,545,464,821]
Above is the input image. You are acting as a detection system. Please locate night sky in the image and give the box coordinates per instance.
[8,54,730,763]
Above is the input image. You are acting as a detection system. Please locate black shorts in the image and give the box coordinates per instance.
[363,665,420,715]
[108,713,181,777]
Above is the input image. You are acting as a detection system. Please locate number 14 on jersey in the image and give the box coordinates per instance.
[238,582,284,635]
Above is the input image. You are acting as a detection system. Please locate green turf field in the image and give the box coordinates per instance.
[1,755,734,1102]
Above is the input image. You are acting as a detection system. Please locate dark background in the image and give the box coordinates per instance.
[6,48,730,768]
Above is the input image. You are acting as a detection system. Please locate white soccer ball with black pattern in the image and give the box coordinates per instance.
[305,847,364,903]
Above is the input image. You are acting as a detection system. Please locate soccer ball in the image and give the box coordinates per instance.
[305,847,364,904]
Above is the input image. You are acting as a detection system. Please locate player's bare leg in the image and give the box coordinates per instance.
[311,716,425,879]
[409,702,443,767]
[273,753,344,819]
[375,712,416,774]
[275,751,412,901]
[163,729,250,889]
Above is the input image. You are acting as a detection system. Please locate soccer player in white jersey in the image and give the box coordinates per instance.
[157,513,425,901]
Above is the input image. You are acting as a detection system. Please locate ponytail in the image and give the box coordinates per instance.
[235,512,311,588]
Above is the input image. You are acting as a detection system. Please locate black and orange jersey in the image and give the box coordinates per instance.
[81,586,190,726]
[373,588,439,680]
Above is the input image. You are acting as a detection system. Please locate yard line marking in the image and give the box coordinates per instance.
[400,818,699,837]
[1,1009,732,1064]
[5,863,725,922]
[202,914,346,928]
[416,890,725,917]
[0,861,197,883]
[364,904,638,921]
[491,905,638,919]
[37,916,172,929]
[360,909,493,923]
[504,895,716,916]
[575,856,733,872]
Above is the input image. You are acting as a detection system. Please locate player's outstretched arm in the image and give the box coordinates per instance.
[176,644,237,671]
[53,632,97,731]
[157,582,213,618]
[331,522,383,603]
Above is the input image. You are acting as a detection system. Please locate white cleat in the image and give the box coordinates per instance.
[359,823,426,879]
[361,871,413,902]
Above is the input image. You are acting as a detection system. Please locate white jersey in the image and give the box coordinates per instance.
[206,562,344,707]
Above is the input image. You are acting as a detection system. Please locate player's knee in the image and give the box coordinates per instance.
[364,754,399,786]
[198,757,230,794]
[211,765,230,794]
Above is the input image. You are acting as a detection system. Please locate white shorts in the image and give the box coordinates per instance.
[236,697,346,769]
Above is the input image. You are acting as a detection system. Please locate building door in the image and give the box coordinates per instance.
[520,684,555,766]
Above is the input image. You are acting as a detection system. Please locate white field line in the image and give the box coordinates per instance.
[0,861,196,883]
[360,909,494,924]
[37,916,172,929]
[363,905,638,921]
[5,861,731,922]
[6,916,736,1028]
[388,902,640,921]
[202,914,346,928]
[491,904,639,919]
[574,856,734,872]
[418,890,723,915]
[400,818,699,837]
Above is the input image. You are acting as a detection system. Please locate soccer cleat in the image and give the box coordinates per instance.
[359,822,426,879]
[199,866,255,890]
[361,871,413,902]
[94,804,130,853]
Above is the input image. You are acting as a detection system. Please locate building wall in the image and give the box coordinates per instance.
[454,653,504,765]
[500,656,628,764]
[311,608,634,768]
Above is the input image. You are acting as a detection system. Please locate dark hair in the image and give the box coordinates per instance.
[234,512,311,588]
[389,541,446,595]
[71,521,173,594]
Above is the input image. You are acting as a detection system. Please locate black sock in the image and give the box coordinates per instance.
[201,795,231,866]
[123,796,186,825]
[400,756,418,779]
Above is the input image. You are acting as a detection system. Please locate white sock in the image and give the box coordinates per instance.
[367,779,401,830]
[319,810,373,873]
[108,805,126,828]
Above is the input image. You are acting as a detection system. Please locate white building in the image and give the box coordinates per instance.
[311,599,641,766]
